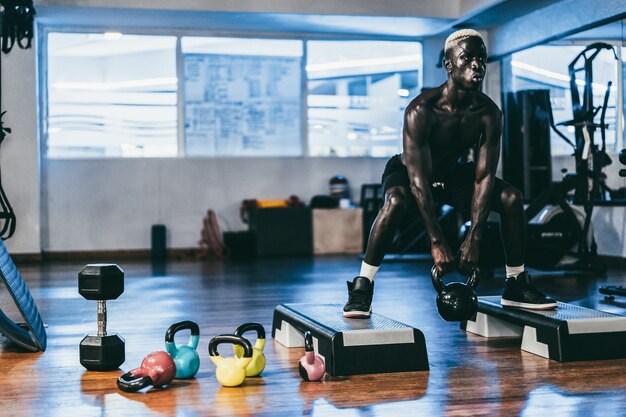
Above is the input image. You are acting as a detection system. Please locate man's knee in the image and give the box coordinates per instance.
[500,187,524,212]
[382,189,408,217]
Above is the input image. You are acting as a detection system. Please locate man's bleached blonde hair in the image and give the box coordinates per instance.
[444,29,484,56]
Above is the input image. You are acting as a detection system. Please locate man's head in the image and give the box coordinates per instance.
[443,29,487,90]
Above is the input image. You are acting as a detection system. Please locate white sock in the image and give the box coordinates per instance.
[359,261,379,282]
[506,264,525,278]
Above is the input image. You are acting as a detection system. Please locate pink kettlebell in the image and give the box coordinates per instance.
[117,351,177,392]
[298,331,325,382]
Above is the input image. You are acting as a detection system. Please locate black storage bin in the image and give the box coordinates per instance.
[151,224,167,262]
[248,207,312,257]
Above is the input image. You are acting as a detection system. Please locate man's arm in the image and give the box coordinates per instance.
[459,105,503,270]
[403,104,455,273]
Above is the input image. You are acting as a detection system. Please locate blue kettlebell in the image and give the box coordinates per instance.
[165,320,200,379]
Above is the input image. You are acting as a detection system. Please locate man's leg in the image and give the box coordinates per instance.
[490,181,557,310]
[343,152,413,316]
[344,185,411,318]
[494,185,526,267]
[344,154,412,318]
[362,186,412,267]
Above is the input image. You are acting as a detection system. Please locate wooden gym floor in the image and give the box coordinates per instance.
[2,255,626,416]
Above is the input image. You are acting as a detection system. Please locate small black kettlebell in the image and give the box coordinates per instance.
[431,265,480,322]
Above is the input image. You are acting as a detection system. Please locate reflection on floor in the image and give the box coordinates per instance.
[1,255,626,417]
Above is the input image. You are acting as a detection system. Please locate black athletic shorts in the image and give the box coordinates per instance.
[381,154,509,215]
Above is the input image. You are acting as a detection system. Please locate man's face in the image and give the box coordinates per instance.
[444,37,487,90]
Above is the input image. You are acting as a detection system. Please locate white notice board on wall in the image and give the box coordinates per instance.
[184,53,302,156]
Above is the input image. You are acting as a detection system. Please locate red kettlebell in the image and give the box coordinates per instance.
[298,331,325,382]
[117,351,176,392]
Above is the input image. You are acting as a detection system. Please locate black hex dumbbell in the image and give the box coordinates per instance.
[79,264,125,371]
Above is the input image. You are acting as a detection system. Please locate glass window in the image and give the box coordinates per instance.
[306,40,422,157]
[46,33,177,158]
[45,34,422,159]
[182,37,303,157]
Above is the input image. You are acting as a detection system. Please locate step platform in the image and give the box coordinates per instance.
[272,304,428,376]
[462,296,626,361]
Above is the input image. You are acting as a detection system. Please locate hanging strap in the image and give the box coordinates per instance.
[1,0,36,54]
[198,209,230,259]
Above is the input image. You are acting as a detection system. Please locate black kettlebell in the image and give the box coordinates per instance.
[431,265,480,322]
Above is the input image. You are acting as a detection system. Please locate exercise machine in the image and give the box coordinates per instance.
[528,43,616,273]
[495,43,618,273]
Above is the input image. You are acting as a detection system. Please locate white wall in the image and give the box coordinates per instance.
[421,36,447,89]
[1,46,40,253]
[42,157,386,251]
[593,206,626,258]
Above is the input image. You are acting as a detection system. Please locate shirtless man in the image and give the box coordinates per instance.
[343,29,557,318]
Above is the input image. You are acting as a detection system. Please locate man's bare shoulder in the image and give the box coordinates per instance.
[405,87,442,118]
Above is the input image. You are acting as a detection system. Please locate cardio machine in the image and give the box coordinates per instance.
[487,43,618,273]
[531,43,617,273]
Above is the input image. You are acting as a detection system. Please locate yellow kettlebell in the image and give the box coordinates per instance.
[233,322,266,377]
[209,334,253,387]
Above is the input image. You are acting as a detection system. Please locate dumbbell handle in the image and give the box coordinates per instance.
[97,300,107,337]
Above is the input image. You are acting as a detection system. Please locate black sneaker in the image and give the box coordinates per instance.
[343,277,374,318]
[501,272,557,310]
